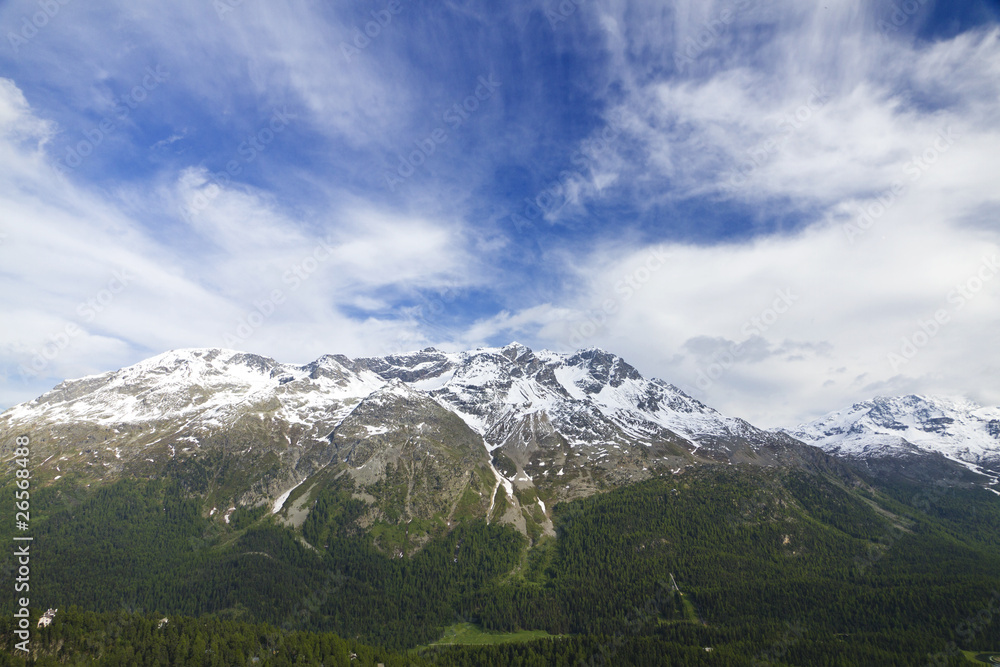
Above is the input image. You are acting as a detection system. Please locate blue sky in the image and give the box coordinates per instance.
[1,0,999,426]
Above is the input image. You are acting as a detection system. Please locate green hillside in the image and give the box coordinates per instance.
[2,465,998,664]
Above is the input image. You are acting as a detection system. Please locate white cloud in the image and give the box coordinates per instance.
[584,3,1000,212]
[2,0,998,436]
[468,6,1000,427]
[494,199,1000,428]
[0,78,54,144]
[0,0,419,151]
[0,78,480,408]
[452,304,578,352]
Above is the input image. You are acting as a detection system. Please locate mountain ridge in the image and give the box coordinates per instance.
[0,343,823,539]
[3,345,997,539]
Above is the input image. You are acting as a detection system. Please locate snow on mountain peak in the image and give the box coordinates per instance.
[0,343,821,465]
[788,394,1000,475]
[1,347,383,430]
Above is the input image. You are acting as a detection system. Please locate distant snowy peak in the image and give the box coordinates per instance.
[788,394,1000,474]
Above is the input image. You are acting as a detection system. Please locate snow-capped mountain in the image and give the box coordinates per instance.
[787,395,1000,492]
[0,343,810,536]
[2,348,385,432]
[358,343,802,463]
[3,344,790,457]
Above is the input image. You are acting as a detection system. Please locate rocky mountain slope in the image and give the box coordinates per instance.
[0,343,814,539]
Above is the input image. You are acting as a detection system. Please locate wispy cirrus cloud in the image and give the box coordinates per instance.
[452,1,1000,425]
[0,0,998,428]
[0,77,483,406]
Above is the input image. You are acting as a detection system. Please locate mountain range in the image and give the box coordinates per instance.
[3,343,1000,664]
[2,343,997,541]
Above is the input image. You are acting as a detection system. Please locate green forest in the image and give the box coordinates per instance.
[2,465,998,665]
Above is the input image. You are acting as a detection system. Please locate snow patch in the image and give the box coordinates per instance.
[407,368,456,392]
[272,479,306,514]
